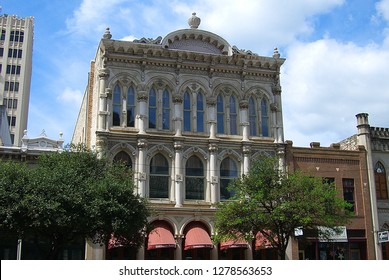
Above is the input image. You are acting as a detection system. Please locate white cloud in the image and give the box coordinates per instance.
[377,0,389,21]
[282,38,389,146]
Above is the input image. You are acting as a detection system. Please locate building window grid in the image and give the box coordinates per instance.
[7,48,22,59]
[220,157,238,200]
[6,65,21,75]
[374,161,388,199]
[342,178,355,213]
[4,81,19,92]
[112,84,121,126]
[10,30,24,42]
[126,86,136,127]
[185,156,205,200]
[149,154,170,199]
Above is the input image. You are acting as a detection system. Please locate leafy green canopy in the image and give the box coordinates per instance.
[0,149,150,259]
[214,156,352,260]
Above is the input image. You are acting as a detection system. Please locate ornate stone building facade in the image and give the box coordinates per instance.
[73,13,287,260]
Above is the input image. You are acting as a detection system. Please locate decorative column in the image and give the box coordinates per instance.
[174,141,184,207]
[272,87,284,143]
[175,235,183,260]
[137,138,148,197]
[242,145,251,175]
[137,90,148,134]
[239,100,249,141]
[209,143,219,206]
[98,68,109,131]
[207,98,217,139]
[173,94,183,137]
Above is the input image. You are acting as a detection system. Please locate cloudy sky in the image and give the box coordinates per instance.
[4,0,389,147]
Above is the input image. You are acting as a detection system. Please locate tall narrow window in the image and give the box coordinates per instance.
[229,95,238,135]
[149,154,169,199]
[162,89,170,130]
[183,91,191,132]
[197,92,204,132]
[375,162,388,199]
[185,156,205,200]
[112,85,121,126]
[249,97,257,136]
[217,95,225,134]
[148,88,157,129]
[126,86,135,127]
[1,30,5,41]
[220,157,238,200]
[342,178,355,213]
[261,99,269,137]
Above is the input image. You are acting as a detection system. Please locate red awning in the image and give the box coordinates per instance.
[220,239,249,250]
[147,222,176,250]
[184,223,213,250]
[255,231,276,250]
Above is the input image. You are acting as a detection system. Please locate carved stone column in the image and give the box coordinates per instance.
[173,94,183,137]
[98,68,109,131]
[272,85,284,143]
[242,145,251,175]
[207,98,217,139]
[209,143,219,206]
[137,138,148,197]
[240,99,249,141]
[175,235,183,260]
[174,141,184,207]
[137,91,148,134]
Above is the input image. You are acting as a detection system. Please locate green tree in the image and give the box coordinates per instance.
[0,149,150,259]
[214,156,352,260]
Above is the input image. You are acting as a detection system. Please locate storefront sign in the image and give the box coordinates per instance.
[378,231,389,243]
[318,226,347,242]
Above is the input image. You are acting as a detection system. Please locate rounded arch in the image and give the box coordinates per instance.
[179,219,214,236]
[107,72,141,90]
[145,76,176,94]
[148,218,178,235]
[244,86,273,103]
[108,142,137,161]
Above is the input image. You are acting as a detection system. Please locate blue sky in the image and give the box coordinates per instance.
[3,0,389,147]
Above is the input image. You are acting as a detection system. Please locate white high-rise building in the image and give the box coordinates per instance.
[0,14,33,146]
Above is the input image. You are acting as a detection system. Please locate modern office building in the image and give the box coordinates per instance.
[73,13,287,260]
[0,14,34,146]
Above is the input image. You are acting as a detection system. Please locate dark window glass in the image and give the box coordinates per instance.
[197,92,204,132]
[230,95,238,135]
[148,88,157,128]
[1,30,5,40]
[112,85,121,126]
[183,91,191,132]
[186,156,204,200]
[220,157,238,200]
[217,95,224,134]
[149,154,169,198]
[114,151,132,169]
[162,89,170,130]
[249,97,257,136]
[126,86,135,127]
[261,99,269,137]
[342,178,355,212]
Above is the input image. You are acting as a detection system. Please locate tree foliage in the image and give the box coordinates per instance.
[214,156,352,260]
[0,148,150,259]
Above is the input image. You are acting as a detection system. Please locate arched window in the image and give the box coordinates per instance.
[148,88,157,129]
[185,156,205,200]
[220,157,238,200]
[217,95,225,134]
[196,91,204,132]
[375,162,388,199]
[261,98,269,137]
[149,154,169,199]
[113,151,132,169]
[249,97,257,136]
[126,86,136,127]
[183,91,191,132]
[229,95,238,135]
[112,84,121,126]
[162,89,170,130]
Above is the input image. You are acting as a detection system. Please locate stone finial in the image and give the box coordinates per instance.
[273,47,280,58]
[188,12,201,29]
[103,27,112,39]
